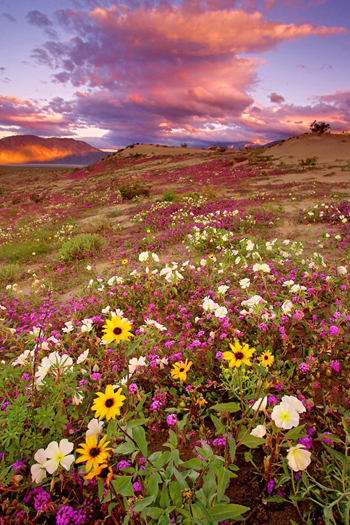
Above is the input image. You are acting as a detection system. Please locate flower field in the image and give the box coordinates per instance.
[0,144,350,525]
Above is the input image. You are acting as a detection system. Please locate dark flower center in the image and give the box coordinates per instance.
[105,398,114,408]
[100,466,111,479]
[113,327,122,335]
[90,447,101,457]
[179,366,185,372]
[235,352,244,360]
[264,355,269,360]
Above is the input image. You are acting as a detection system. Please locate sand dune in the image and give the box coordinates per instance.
[264,133,350,164]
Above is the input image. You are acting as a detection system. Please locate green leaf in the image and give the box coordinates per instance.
[216,467,230,502]
[227,437,236,463]
[241,435,266,448]
[160,484,170,508]
[209,504,250,523]
[193,501,214,524]
[114,441,136,455]
[318,433,343,444]
[168,429,178,448]
[202,470,217,499]
[154,451,172,469]
[126,418,148,429]
[169,480,182,506]
[284,425,306,440]
[181,458,205,470]
[146,472,160,499]
[173,468,187,489]
[107,419,117,440]
[211,402,240,413]
[143,507,164,520]
[210,414,226,435]
[98,478,105,500]
[132,496,155,513]
[133,426,148,458]
[322,443,350,468]
[111,476,134,497]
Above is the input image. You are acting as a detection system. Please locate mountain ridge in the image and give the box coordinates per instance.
[0,134,111,165]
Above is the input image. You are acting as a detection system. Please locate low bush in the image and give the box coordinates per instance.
[0,262,21,284]
[119,181,151,200]
[57,233,105,261]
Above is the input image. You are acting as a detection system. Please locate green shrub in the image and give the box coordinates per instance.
[119,181,151,200]
[0,263,21,284]
[162,191,176,202]
[57,233,105,261]
[299,156,318,167]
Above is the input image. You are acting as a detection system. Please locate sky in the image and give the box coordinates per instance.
[0,0,349,150]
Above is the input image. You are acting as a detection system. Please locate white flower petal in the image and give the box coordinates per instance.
[60,454,75,471]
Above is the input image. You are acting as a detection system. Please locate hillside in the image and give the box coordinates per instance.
[0,134,110,164]
[0,136,350,524]
[264,132,350,163]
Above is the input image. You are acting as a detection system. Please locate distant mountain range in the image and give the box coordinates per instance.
[0,135,112,165]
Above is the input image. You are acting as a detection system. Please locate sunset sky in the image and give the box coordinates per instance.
[0,0,349,149]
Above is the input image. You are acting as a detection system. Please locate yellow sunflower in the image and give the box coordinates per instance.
[170,358,192,382]
[84,462,114,484]
[222,340,255,368]
[92,385,126,421]
[102,316,134,345]
[76,434,111,473]
[122,259,128,265]
[259,350,274,368]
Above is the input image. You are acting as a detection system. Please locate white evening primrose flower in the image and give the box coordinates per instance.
[271,402,299,429]
[111,308,125,318]
[246,240,254,251]
[31,449,47,484]
[35,357,52,385]
[250,424,266,438]
[282,280,294,288]
[86,265,92,271]
[81,318,93,333]
[101,305,111,314]
[12,349,34,366]
[151,253,159,262]
[128,356,147,375]
[287,445,311,472]
[139,251,149,262]
[202,296,217,312]
[281,395,306,414]
[282,300,293,314]
[200,259,206,266]
[241,295,266,308]
[338,266,347,275]
[86,418,104,437]
[43,439,74,474]
[62,321,74,333]
[239,278,250,289]
[214,306,228,319]
[72,391,84,406]
[251,397,268,411]
[218,285,229,294]
[77,349,89,364]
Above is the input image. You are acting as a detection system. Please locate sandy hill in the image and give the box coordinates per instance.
[116,143,208,157]
[0,134,107,164]
[265,133,350,164]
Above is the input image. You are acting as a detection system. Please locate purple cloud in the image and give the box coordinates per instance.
[26,10,52,28]
[2,12,16,22]
[270,92,285,103]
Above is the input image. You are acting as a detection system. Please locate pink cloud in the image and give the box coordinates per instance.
[6,3,349,147]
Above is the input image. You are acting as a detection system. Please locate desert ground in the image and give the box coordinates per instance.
[0,133,350,524]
